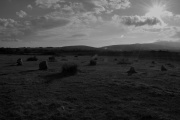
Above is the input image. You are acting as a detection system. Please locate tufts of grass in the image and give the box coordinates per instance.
[61,62,78,76]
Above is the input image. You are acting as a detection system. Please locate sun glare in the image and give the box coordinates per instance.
[146,5,165,18]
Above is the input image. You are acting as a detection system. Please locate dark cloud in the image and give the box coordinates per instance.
[121,16,161,26]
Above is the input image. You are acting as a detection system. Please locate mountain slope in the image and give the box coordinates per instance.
[102,42,180,51]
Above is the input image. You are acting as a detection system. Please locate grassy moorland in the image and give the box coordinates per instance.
[0,54,180,120]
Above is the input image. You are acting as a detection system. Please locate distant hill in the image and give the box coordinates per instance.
[60,45,99,51]
[101,41,180,51]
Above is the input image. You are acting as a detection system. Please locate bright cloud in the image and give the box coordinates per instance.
[112,15,162,27]
[27,4,33,9]
[16,10,27,18]
[35,0,131,13]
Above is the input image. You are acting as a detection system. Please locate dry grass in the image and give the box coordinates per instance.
[0,55,180,120]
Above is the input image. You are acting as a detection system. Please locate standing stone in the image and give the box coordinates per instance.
[127,67,137,76]
[161,65,167,71]
[39,61,48,70]
[92,54,98,60]
[17,58,23,66]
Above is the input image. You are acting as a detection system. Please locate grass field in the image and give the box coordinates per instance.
[0,54,180,120]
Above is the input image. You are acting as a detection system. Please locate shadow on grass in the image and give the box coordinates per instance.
[4,64,17,67]
[0,73,8,76]
[19,69,39,74]
[43,72,77,84]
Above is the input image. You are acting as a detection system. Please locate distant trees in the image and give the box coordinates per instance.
[0,47,180,61]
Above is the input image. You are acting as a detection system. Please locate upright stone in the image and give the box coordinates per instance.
[127,67,137,76]
[17,58,23,66]
[39,61,48,70]
[161,65,167,71]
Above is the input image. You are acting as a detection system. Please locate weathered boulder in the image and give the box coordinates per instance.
[127,67,137,76]
[161,65,167,71]
[39,61,48,70]
[62,62,78,76]
[89,59,96,66]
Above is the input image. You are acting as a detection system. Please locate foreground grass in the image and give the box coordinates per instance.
[0,55,180,120]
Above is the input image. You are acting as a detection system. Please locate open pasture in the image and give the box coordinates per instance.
[0,54,180,120]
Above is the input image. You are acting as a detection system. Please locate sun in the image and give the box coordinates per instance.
[146,5,165,18]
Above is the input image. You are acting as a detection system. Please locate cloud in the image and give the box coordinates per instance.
[35,0,131,13]
[70,33,87,38]
[107,0,131,9]
[35,0,62,9]
[0,27,25,40]
[27,4,33,9]
[143,28,164,33]
[53,4,61,9]
[1,0,132,44]
[120,15,161,27]
[171,31,180,38]
[16,10,27,18]
[162,11,173,17]
[0,14,73,42]
[0,22,25,42]
[0,18,18,28]
[30,16,71,29]
[0,38,20,42]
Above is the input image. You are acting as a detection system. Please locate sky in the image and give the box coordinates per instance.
[0,0,180,47]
